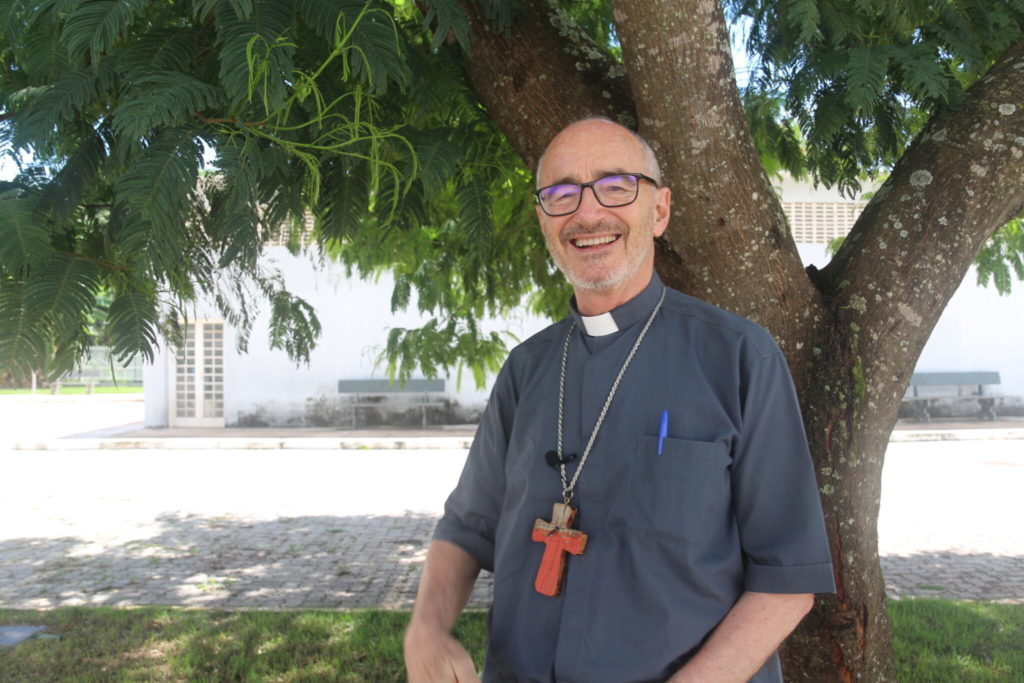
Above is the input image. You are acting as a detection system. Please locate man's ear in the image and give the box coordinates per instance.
[653,186,671,237]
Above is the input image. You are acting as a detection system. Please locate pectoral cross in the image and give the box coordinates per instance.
[531,502,588,597]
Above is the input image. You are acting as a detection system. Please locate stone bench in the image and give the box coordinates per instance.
[901,371,1005,421]
[337,378,447,428]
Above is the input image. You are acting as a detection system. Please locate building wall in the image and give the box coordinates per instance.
[145,187,1022,427]
[144,248,552,428]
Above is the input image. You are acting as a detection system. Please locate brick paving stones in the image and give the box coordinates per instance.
[1,441,1022,611]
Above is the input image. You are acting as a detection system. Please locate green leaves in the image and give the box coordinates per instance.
[13,67,98,146]
[0,282,51,379]
[113,72,224,140]
[0,0,433,377]
[106,290,159,364]
[117,27,200,76]
[384,320,508,390]
[845,46,889,114]
[25,253,103,343]
[784,0,821,43]
[267,290,321,365]
[115,127,202,270]
[405,128,462,196]
[421,0,472,51]
[0,194,54,273]
[213,0,295,112]
[977,217,1024,295]
[62,0,149,67]
[731,0,1024,193]
[0,0,567,386]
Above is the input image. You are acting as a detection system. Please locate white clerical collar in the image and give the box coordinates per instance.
[570,273,663,337]
[580,312,619,336]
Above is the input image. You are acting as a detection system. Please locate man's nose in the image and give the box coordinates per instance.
[574,185,606,216]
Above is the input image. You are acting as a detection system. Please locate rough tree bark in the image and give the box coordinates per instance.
[456,1,1024,680]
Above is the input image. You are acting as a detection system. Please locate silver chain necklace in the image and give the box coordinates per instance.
[556,287,667,504]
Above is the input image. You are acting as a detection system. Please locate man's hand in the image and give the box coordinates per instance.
[404,540,483,682]
[404,624,481,683]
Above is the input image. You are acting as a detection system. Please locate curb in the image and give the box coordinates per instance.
[10,436,476,451]
[10,430,1024,451]
[889,429,1024,442]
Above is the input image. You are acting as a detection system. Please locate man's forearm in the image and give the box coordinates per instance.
[408,539,481,633]
[669,591,814,683]
[404,540,484,683]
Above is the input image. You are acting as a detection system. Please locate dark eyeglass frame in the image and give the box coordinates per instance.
[534,173,661,217]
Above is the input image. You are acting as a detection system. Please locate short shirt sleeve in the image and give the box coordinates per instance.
[432,361,517,572]
[731,349,836,594]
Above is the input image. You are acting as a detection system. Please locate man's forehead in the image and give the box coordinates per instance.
[538,122,648,182]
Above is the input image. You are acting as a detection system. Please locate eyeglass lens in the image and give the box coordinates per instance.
[538,174,640,215]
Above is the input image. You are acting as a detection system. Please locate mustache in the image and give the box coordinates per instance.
[560,219,626,241]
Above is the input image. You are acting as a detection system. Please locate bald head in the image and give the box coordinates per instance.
[535,117,662,188]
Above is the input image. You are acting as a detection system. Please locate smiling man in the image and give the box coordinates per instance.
[404,118,835,683]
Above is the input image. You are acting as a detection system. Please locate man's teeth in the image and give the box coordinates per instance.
[574,235,617,247]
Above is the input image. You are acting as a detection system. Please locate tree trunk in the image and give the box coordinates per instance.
[456,1,1024,679]
[786,36,1024,680]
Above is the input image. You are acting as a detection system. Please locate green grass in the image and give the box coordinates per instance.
[890,599,1024,682]
[0,608,486,682]
[1,601,1020,681]
[0,385,144,395]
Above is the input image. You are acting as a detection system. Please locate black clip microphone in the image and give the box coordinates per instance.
[545,450,578,469]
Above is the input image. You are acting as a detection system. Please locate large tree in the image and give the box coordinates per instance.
[2,0,1023,679]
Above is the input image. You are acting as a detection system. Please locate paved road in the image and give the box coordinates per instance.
[1,396,1022,609]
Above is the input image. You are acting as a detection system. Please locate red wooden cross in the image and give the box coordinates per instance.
[531,502,588,597]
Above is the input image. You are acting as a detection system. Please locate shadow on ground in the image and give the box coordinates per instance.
[0,512,499,610]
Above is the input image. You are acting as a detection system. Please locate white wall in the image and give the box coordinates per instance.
[145,231,1022,427]
[145,247,553,427]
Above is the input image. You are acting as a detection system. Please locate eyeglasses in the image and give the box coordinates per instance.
[534,173,660,217]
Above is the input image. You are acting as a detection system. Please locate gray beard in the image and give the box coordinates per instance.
[548,236,651,292]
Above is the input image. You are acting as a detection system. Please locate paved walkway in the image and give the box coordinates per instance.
[1,396,1022,610]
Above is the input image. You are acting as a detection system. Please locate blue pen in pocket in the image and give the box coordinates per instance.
[658,410,668,455]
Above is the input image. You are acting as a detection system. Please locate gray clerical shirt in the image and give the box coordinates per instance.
[434,273,835,683]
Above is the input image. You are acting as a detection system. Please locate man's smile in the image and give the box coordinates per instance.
[571,234,621,249]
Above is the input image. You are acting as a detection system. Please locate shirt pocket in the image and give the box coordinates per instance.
[610,434,733,542]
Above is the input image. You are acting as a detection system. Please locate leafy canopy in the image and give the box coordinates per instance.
[730,0,1024,196]
[1,0,1021,384]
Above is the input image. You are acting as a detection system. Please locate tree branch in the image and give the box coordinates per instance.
[610,0,818,346]
[194,111,266,128]
[820,36,1024,389]
[456,0,634,172]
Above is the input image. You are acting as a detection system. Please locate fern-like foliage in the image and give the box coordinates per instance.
[61,0,150,67]
[37,129,106,224]
[977,216,1024,295]
[117,27,200,76]
[267,289,322,363]
[0,281,51,379]
[25,253,103,346]
[12,67,99,146]
[0,193,55,273]
[214,0,295,113]
[106,290,159,364]
[115,127,202,274]
[112,72,225,140]
[0,0,434,380]
[420,0,472,51]
[727,0,1024,194]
